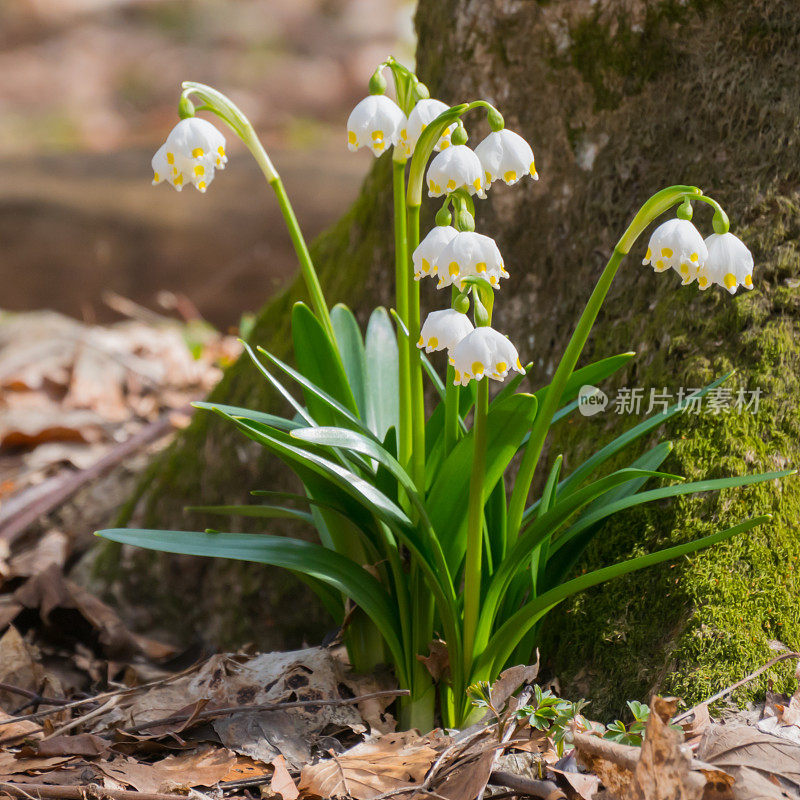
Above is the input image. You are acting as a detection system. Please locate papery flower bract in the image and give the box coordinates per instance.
[642,218,708,285]
[400,98,458,158]
[451,327,524,386]
[165,117,227,169]
[347,95,406,157]
[474,129,537,189]
[698,233,754,293]
[427,145,486,198]
[413,225,458,280]
[418,309,474,356]
[433,231,508,290]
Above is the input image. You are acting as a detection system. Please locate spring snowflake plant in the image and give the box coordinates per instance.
[99,58,791,731]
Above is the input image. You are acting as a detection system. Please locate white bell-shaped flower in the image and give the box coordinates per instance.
[474,129,537,189]
[165,117,227,169]
[413,225,458,280]
[417,309,474,355]
[433,231,508,290]
[399,98,458,158]
[451,327,524,386]
[697,233,754,294]
[427,145,486,199]
[642,218,708,285]
[151,143,216,193]
[347,95,406,157]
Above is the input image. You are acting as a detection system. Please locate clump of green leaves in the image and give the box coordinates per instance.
[603,700,650,746]
[470,684,662,752]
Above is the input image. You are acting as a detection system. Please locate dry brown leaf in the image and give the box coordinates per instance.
[0,625,62,712]
[221,755,272,782]
[108,647,395,767]
[680,703,711,742]
[633,697,708,800]
[550,766,601,800]
[0,751,72,776]
[299,731,437,800]
[97,747,236,793]
[417,640,449,682]
[575,698,735,800]
[270,755,300,800]
[698,724,800,799]
[0,709,42,741]
[489,658,540,711]
[12,564,171,661]
[31,733,111,758]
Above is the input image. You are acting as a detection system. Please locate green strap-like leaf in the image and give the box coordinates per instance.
[549,468,794,558]
[541,441,674,592]
[186,504,313,523]
[292,302,360,420]
[365,308,400,440]
[475,467,683,654]
[475,515,771,679]
[555,372,733,499]
[332,304,368,419]
[193,402,302,432]
[427,393,539,572]
[96,527,407,684]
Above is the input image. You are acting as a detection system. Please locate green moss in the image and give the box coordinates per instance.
[540,193,800,719]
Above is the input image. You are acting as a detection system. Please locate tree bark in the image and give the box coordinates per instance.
[112,0,800,716]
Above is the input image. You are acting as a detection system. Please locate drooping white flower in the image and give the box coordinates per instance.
[474,129,537,189]
[399,98,458,158]
[450,327,524,386]
[697,233,754,294]
[642,218,708,285]
[433,231,508,290]
[413,225,458,280]
[418,309,474,355]
[165,117,227,169]
[427,145,486,199]
[152,117,226,193]
[347,95,406,157]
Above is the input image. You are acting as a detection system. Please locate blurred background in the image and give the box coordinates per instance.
[0,0,414,328]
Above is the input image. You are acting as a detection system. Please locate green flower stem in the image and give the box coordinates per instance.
[443,286,461,458]
[268,173,335,340]
[393,159,413,468]
[406,204,426,489]
[505,185,703,543]
[463,375,489,670]
[181,82,334,340]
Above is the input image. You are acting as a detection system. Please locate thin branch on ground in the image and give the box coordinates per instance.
[671,651,800,724]
[0,682,71,706]
[121,689,410,734]
[0,783,186,800]
[489,770,566,800]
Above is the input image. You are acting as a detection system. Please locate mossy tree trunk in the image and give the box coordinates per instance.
[116,0,800,716]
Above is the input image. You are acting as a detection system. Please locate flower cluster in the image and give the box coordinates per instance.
[152,117,227,193]
[642,217,754,294]
[345,82,538,386]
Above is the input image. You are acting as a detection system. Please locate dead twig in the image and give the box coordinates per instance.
[671,651,800,724]
[0,682,71,706]
[121,688,410,734]
[0,783,185,800]
[490,770,566,800]
[0,411,184,545]
[0,662,202,731]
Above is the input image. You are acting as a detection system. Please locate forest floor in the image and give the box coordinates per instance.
[1,309,799,799]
